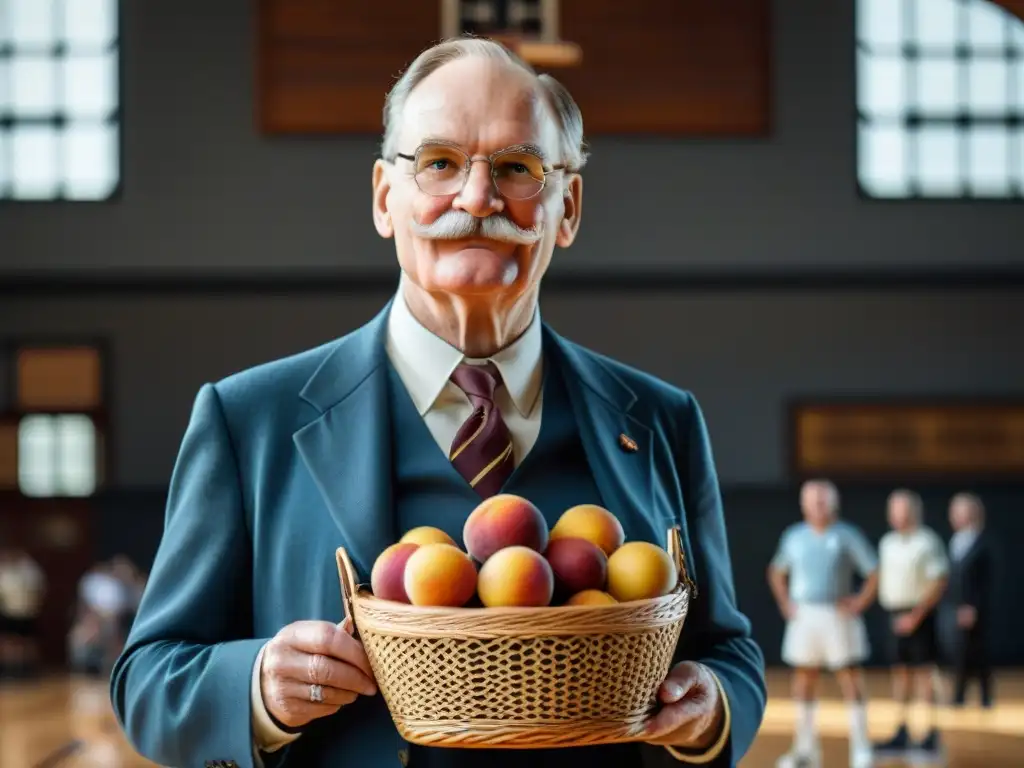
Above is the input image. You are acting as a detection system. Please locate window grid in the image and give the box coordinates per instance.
[0,0,121,201]
[458,0,544,38]
[17,412,98,497]
[856,0,1024,199]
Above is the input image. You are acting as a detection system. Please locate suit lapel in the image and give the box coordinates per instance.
[544,326,655,536]
[293,302,396,583]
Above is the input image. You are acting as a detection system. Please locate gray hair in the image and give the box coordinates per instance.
[888,488,923,521]
[951,491,985,521]
[380,36,589,173]
[801,478,840,513]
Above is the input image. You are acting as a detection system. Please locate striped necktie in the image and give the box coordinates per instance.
[448,362,514,498]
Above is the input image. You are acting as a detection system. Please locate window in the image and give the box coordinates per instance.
[0,344,106,497]
[18,413,97,497]
[443,0,552,39]
[856,0,1024,198]
[439,0,579,68]
[0,0,120,200]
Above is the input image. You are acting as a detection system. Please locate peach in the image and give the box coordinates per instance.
[544,537,608,599]
[370,542,420,603]
[400,526,458,548]
[606,541,677,602]
[463,494,549,563]
[549,504,625,556]
[403,543,478,607]
[477,546,554,608]
[565,589,618,606]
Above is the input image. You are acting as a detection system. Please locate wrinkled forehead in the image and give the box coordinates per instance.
[397,60,562,161]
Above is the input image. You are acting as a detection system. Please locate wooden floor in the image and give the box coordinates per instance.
[1,669,1022,767]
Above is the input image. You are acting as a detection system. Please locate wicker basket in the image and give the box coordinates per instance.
[336,527,694,749]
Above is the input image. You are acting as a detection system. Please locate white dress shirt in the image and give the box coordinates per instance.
[384,287,545,464]
[250,290,545,755]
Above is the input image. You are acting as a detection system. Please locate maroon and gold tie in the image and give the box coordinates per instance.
[448,362,514,498]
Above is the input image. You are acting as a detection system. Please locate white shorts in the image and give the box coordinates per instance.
[781,603,870,670]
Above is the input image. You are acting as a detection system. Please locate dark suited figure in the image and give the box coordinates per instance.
[947,493,994,708]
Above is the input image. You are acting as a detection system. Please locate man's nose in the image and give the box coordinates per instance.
[452,160,503,217]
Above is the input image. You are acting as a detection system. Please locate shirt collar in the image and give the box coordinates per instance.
[385,289,544,418]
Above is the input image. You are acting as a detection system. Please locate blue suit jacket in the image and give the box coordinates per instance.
[110,302,765,768]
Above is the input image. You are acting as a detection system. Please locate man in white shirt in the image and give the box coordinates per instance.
[873,489,949,764]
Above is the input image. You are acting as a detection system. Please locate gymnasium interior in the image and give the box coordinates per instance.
[1,0,1023,765]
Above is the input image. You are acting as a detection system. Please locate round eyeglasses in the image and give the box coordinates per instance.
[394,142,567,200]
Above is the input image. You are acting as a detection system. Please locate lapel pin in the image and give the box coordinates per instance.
[618,433,638,453]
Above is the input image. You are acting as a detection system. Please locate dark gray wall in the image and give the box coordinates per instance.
[3,289,1023,487]
[2,0,1024,275]
[3,0,1024,671]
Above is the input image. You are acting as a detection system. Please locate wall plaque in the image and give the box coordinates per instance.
[791,401,1024,479]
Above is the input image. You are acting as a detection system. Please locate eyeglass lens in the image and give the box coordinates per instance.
[413,144,547,199]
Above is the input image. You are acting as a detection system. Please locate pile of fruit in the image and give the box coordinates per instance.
[370,494,678,608]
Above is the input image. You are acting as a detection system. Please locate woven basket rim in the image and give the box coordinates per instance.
[351,583,689,616]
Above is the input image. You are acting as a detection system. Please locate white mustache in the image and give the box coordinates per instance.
[410,210,543,245]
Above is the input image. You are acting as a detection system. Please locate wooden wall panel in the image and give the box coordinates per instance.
[258,0,441,134]
[0,495,96,667]
[555,0,770,135]
[0,420,17,490]
[257,0,771,136]
[17,347,102,411]
[791,401,1024,481]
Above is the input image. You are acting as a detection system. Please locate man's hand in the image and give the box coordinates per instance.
[837,596,865,616]
[893,611,920,636]
[779,599,797,621]
[260,618,378,731]
[643,661,725,752]
[957,605,977,629]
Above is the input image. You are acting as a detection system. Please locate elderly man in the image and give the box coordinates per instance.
[873,489,949,765]
[767,480,878,768]
[110,37,765,768]
[946,492,994,708]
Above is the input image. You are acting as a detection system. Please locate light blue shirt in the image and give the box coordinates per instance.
[771,520,878,604]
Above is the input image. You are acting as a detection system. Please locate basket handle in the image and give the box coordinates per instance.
[667,526,698,599]
[336,546,359,631]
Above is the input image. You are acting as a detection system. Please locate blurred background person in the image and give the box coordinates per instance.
[946,492,995,708]
[0,545,47,679]
[71,559,133,676]
[68,605,111,677]
[108,555,146,641]
[767,479,879,768]
[874,489,950,764]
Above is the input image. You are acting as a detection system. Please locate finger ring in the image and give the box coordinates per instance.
[309,683,324,704]
[308,653,322,684]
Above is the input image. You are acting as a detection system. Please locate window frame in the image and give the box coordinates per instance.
[0,0,124,205]
[854,0,1024,203]
[441,0,557,42]
[1,336,112,498]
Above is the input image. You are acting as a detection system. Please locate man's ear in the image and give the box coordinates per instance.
[372,159,394,239]
[555,173,583,248]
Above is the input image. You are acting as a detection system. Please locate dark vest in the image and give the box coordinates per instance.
[385,357,644,767]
